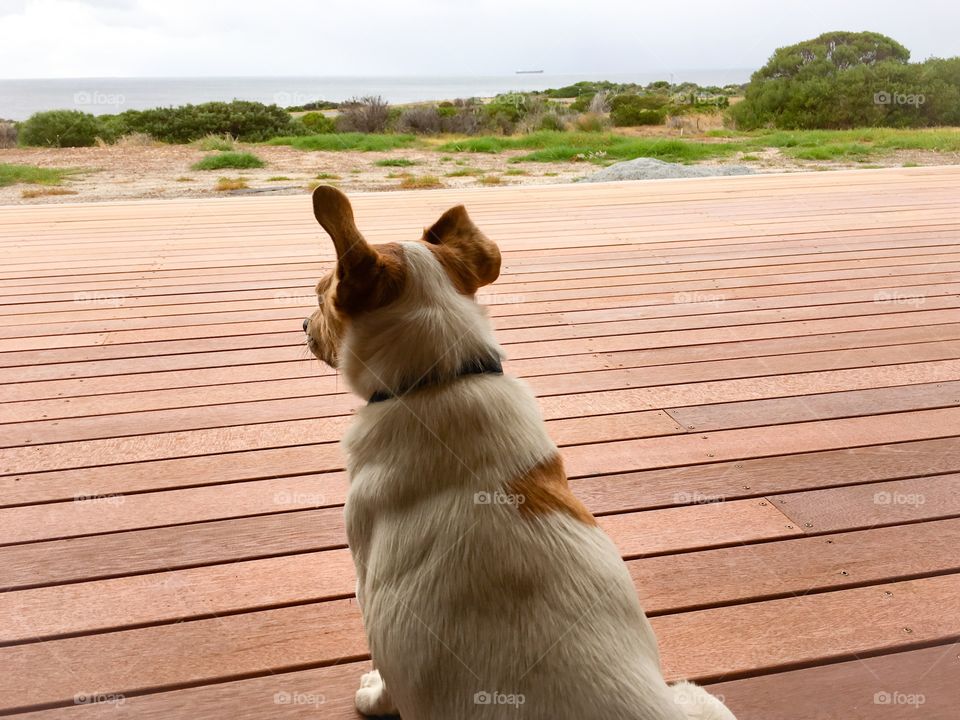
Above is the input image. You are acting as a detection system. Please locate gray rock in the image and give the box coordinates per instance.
[581,157,754,183]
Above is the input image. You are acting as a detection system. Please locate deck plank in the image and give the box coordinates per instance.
[2,168,959,716]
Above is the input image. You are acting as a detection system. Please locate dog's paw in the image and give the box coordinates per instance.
[355,670,399,717]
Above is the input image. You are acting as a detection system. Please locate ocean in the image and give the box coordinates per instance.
[0,71,752,121]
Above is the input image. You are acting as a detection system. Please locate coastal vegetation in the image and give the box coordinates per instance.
[0,163,75,187]
[191,151,265,170]
[732,32,960,129]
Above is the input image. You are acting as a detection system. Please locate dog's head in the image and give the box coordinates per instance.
[304,186,502,396]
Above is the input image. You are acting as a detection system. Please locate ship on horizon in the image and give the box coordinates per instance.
[515,69,544,74]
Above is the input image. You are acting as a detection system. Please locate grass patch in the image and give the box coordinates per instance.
[175,176,195,182]
[195,134,235,151]
[739,154,761,162]
[439,132,741,164]
[21,187,78,199]
[316,173,341,180]
[193,152,265,171]
[215,177,249,191]
[374,158,418,167]
[0,163,72,187]
[787,143,874,161]
[445,167,483,177]
[399,174,442,189]
[267,175,292,181]
[478,175,502,185]
[504,168,529,176]
[268,133,418,152]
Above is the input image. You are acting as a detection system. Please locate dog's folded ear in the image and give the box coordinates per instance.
[424,205,501,295]
[312,185,405,314]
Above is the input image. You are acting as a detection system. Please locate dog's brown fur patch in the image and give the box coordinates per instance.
[423,205,500,295]
[333,242,407,315]
[508,454,597,526]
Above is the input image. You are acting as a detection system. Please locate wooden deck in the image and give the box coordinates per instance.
[2,166,959,718]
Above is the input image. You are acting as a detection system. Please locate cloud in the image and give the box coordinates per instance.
[0,0,954,79]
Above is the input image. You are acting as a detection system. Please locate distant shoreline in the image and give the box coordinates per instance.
[0,71,754,121]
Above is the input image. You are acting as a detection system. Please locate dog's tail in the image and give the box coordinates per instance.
[669,681,738,720]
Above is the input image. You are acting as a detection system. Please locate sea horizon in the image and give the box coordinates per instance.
[0,70,753,121]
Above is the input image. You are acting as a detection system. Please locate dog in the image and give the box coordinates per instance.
[304,186,737,719]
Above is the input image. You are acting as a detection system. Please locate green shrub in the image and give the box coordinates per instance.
[107,101,294,143]
[570,94,594,112]
[19,110,102,147]
[609,95,668,126]
[731,32,960,129]
[300,112,336,134]
[191,151,265,170]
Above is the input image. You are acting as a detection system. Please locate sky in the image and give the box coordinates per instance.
[0,0,955,79]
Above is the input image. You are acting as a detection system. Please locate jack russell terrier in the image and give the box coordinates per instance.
[304,186,736,720]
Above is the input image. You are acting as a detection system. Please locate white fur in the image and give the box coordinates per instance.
[340,242,736,719]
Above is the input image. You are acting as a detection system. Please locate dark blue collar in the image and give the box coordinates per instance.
[368,356,504,404]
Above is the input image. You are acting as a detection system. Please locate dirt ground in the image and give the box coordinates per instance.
[2,137,957,205]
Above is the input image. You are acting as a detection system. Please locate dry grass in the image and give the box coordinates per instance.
[399,174,442,189]
[215,177,249,191]
[478,175,503,185]
[21,187,79,199]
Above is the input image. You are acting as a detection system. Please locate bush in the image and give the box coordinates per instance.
[731,32,960,129]
[196,134,235,151]
[19,110,102,147]
[0,122,16,149]
[573,112,609,132]
[106,101,294,143]
[300,112,336,134]
[337,96,391,133]
[397,106,442,134]
[192,152,265,171]
[610,95,667,126]
[440,102,485,135]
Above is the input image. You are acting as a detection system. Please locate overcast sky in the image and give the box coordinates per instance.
[0,0,955,79]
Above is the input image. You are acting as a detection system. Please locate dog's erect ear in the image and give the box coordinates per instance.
[312,185,405,314]
[423,205,501,294]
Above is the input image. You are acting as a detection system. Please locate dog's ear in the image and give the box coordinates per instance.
[312,186,405,314]
[423,205,501,294]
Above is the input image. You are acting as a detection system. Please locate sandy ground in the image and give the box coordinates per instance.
[2,137,958,205]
